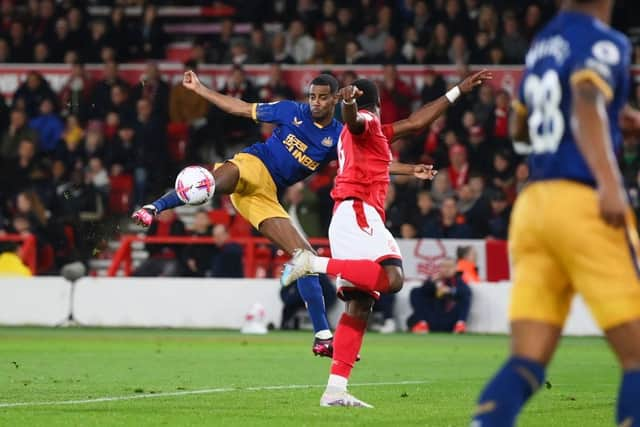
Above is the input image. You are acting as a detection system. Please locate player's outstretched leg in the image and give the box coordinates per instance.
[321,293,374,408]
[472,320,558,427]
[259,218,333,354]
[281,249,401,294]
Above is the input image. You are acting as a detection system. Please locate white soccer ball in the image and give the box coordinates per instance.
[174,165,215,206]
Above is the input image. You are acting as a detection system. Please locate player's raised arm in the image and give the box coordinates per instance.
[572,80,627,228]
[183,70,253,118]
[390,70,492,142]
[339,85,365,135]
[389,162,437,180]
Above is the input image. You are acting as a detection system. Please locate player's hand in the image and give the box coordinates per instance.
[598,184,628,228]
[183,70,202,92]
[131,205,158,228]
[339,85,363,104]
[459,69,493,94]
[413,164,437,180]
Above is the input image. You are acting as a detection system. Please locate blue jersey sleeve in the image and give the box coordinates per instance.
[569,35,630,103]
[252,100,299,124]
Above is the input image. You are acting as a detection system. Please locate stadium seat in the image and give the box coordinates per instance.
[36,244,55,275]
[108,174,134,215]
[208,209,231,227]
[167,122,189,162]
[253,245,273,278]
[228,215,252,238]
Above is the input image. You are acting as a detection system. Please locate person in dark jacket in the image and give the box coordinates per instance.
[407,257,472,333]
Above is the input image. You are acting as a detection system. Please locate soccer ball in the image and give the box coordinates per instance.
[174,166,215,206]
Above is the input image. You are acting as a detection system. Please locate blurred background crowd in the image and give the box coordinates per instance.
[0,0,637,278]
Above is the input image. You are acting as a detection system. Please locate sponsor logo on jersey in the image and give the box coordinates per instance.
[283,134,320,171]
[292,116,303,127]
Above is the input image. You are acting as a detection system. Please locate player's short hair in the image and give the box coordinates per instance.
[353,78,380,110]
[310,74,339,94]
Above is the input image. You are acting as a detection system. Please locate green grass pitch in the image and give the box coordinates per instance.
[0,328,618,426]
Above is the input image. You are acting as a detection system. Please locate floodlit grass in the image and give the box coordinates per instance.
[0,328,618,426]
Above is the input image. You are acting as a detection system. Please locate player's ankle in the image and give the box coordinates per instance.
[326,374,348,394]
[315,329,332,340]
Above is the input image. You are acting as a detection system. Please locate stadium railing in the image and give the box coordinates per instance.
[106,235,331,278]
[0,233,38,274]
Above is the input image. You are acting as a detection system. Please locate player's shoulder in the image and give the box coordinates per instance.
[564,13,630,63]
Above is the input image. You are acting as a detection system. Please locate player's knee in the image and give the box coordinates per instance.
[385,267,404,293]
[345,296,375,320]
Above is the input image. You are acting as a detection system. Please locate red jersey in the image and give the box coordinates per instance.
[331,110,394,220]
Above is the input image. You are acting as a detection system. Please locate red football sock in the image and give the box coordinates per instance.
[330,313,367,379]
[326,259,390,293]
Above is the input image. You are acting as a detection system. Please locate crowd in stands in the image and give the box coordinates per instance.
[0,0,637,277]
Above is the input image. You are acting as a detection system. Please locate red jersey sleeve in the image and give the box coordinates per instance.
[350,110,374,143]
[382,124,395,144]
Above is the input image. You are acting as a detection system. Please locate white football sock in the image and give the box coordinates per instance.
[315,329,332,340]
[311,255,330,273]
[325,374,348,394]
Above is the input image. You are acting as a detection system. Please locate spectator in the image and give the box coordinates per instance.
[107,6,137,61]
[466,125,492,175]
[84,19,109,63]
[282,182,322,238]
[247,26,272,64]
[132,209,186,277]
[209,18,233,63]
[258,63,295,102]
[90,61,129,119]
[286,20,315,64]
[33,41,50,63]
[426,22,449,64]
[379,64,413,124]
[13,71,57,119]
[212,65,259,156]
[85,157,109,203]
[322,20,347,64]
[470,30,491,64]
[447,144,469,190]
[448,33,470,65]
[501,10,528,64]
[0,242,32,277]
[344,40,368,65]
[407,257,471,333]
[423,195,472,239]
[0,37,10,63]
[514,162,529,194]
[8,21,32,63]
[134,98,168,204]
[430,171,454,207]
[421,69,447,104]
[375,35,405,64]
[280,274,336,330]
[225,38,250,65]
[139,4,166,59]
[208,224,244,278]
[50,18,72,62]
[489,149,515,198]
[59,62,93,120]
[357,21,386,59]
[405,190,438,233]
[456,245,480,285]
[183,210,213,277]
[28,98,63,154]
[66,7,88,56]
[0,109,38,159]
[487,189,511,240]
[270,33,295,64]
[131,62,169,122]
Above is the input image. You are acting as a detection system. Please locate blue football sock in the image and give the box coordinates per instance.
[152,190,185,212]
[296,275,331,335]
[617,369,640,426]
[472,356,545,427]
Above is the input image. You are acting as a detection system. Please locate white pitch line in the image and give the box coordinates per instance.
[0,380,428,409]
